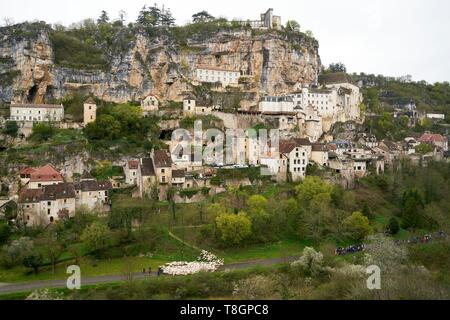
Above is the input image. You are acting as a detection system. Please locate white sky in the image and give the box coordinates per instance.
[1,0,449,83]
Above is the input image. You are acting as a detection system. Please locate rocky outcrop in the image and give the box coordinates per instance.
[0,23,321,106]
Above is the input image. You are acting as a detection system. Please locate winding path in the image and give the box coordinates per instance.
[0,256,300,295]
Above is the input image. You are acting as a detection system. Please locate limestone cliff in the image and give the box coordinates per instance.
[0,22,320,106]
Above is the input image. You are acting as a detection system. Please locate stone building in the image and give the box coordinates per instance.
[141,95,159,116]
[195,67,240,86]
[183,99,213,115]
[10,103,64,122]
[237,8,282,30]
[83,97,97,126]
[19,164,64,189]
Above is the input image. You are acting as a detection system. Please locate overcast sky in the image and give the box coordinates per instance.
[1,0,449,83]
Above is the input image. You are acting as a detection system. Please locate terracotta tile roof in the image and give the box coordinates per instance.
[294,138,312,146]
[84,97,96,104]
[279,140,297,154]
[29,164,64,183]
[20,167,36,175]
[75,180,112,192]
[19,189,44,203]
[140,158,155,176]
[418,133,445,143]
[153,150,172,168]
[128,160,140,170]
[172,170,186,178]
[312,143,328,152]
[43,183,76,200]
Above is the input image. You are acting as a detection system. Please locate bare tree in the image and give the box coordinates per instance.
[3,17,15,27]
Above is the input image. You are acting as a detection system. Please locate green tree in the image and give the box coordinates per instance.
[192,11,215,23]
[3,121,18,137]
[401,189,425,230]
[215,212,252,246]
[97,10,110,24]
[81,222,112,256]
[29,123,57,142]
[0,222,11,244]
[416,143,433,154]
[285,20,300,31]
[296,176,333,207]
[84,114,121,140]
[23,251,43,275]
[328,62,347,73]
[388,217,400,235]
[343,211,373,242]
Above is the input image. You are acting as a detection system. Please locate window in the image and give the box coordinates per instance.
[47,201,51,206]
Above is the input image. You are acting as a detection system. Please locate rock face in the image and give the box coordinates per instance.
[0,23,320,105]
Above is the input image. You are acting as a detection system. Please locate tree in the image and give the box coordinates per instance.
[328,62,347,73]
[23,251,43,275]
[3,121,18,137]
[0,237,34,269]
[361,201,373,219]
[388,217,400,235]
[0,222,11,244]
[81,222,112,256]
[305,30,314,38]
[291,247,328,277]
[118,10,127,25]
[160,7,176,26]
[29,123,57,142]
[215,212,252,246]
[137,5,161,27]
[285,20,300,31]
[192,11,215,23]
[296,176,333,207]
[246,195,272,241]
[416,143,433,155]
[39,229,65,274]
[84,114,121,140]
[97,11,110,25]
[344,211,373,242]
[401,189,425,230]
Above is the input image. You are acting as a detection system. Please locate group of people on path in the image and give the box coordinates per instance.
[396,230,447,246]
[142,267,164,276]
[335,231,448,256]
[335,244,365,256]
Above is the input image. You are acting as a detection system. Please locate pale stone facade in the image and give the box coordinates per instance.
[141,95,159,115]
[83,98,97,126]
[196,67,240,86]
[10,103,64,122]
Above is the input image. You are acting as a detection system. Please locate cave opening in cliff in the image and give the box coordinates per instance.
[27,85,38,103]
[160,130,174,141]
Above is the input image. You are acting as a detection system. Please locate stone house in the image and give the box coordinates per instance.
[19,164,64,189]
[183,99,213,115]
[311,143,329,167]
[124,160,140,185]
[141,95,159,115]
[74,172,112,212]
[19,183,76,226]
[152,150,173,185]
[418,133,448,152]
